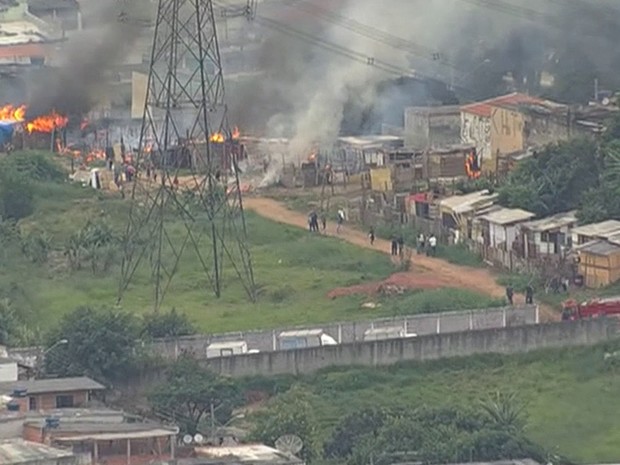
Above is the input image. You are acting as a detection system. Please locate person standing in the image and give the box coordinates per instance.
[336,209,345,233]
[397,235,405,257]
[369,227,375,245]
[525,284,534,305]
[320,212,327,232]
[417,233,425,254]
[506,285,514,306]
[391,236,398,256]
[428,234,437,256]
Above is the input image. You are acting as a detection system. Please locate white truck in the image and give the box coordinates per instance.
[278,329,338,350]
[363,326,417,342]
[206,340,259,358]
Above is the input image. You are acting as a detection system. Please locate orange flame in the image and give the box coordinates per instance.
[209,132,225,143]
[26,111,69,134]
[232,126,240,139]
[0,104,26,122]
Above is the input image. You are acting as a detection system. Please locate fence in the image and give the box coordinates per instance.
[149,305,538,359]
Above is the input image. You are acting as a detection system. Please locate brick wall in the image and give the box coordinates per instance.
[13,390,90,413]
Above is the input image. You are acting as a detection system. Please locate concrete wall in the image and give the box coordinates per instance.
[149,306,538,359]
[490,107,525,157]
[461,113,491,169]
[404,106,461,148]
[201,319,616,377]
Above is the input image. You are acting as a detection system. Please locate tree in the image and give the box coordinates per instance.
[149,356,242,434]
[578,141,620,223]
[324,407,390,459]
[45,306,140,382]
[250,385,321,462]
[141,308,196,339]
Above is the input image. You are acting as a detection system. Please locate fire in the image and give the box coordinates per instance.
[209,132,225,143]
[0,104,26,122]
[0,104,68,134]
[26,111,69,134]
[232,126,240,139]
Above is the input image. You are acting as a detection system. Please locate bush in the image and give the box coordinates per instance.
[141,308,196,339]
[0,170,34,220]
[0,151,66,182]
[20,230,51,263]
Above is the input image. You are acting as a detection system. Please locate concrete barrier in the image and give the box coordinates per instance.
[201,319,618,377]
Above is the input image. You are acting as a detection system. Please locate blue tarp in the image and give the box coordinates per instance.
[0,122,14,146]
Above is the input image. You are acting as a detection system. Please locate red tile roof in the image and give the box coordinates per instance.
[461,93,545,118]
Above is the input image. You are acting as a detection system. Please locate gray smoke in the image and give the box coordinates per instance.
[227,0,620,178]
[26,0,142,117]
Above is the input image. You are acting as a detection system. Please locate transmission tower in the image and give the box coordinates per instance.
[118,0,255,310]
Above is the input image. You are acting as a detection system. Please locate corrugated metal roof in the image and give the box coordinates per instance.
[578,240,620,257]
[54,428,177,442]
[195,444,295,462]
[439,190,498,214]
[0,439,73,465]
[25,420,166,434]
[279,329,325,337]
[572,220,620,239]
[338,135,402,148]
[520,211,578,232]
[0,377,105,395]
[461,93,545,118]
[478,208,535,225]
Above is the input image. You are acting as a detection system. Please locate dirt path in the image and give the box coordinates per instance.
[243,196,557,321]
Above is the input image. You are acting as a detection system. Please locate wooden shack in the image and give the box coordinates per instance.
[577,240,620,288]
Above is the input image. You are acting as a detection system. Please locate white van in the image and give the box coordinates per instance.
[363,326,417,342]
[206,341,259,358]
[278,329,338,350]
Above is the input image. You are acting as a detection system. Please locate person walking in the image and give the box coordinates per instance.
[428,234,437,256]
[506,285,514,306]
[391,236,398,256]
[336,209,345,234]
[369,227,375,245]
[320,212,327,232]
[397,235,405,257]
[525,284,534,304]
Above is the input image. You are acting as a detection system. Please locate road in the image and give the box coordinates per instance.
[243,196,557,321]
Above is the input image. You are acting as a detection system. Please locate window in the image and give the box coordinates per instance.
[29,396,37,411]
[56,395,74,408]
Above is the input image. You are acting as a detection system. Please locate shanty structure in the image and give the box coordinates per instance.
[333,135,403,174]
[519,210,578,258]
[577,240,620,288]
[477,207,535,250]
[404,105,461,148]
[438,190,498,241]
[0,438,89,465]
[571,220,620,246]
[193,444,304,465]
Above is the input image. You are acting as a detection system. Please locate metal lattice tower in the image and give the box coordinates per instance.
[118,0,255,310]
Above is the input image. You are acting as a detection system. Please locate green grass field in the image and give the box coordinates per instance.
[1,155,501,339]
[259,341,620,464]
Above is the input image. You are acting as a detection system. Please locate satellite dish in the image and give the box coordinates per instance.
[602,97,611,106]
[275,435,303,454]
[194,434,204,444]
[183,435,193,444]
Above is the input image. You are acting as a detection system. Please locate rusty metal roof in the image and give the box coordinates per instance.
[0,377,104,395]
[0,439,73,465]
[461,93,546,118]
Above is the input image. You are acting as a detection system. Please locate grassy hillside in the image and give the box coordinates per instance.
[256,341,620,464]
[1,152,501,342]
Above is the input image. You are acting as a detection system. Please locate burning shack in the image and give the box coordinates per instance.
[0,104,68,151]
[326,135,404,174]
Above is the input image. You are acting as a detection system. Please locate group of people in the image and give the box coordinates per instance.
[308,209,346,233]
[505,284,535,305]
[417,233,438,256]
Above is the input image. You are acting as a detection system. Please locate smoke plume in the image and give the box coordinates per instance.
[26,0,142,117]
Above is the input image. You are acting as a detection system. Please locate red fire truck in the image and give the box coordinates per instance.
[562,296,620,320]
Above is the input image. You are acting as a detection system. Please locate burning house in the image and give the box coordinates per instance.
[0,104,68,151]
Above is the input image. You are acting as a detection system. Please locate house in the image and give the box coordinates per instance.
[461,93,545,170]
[0,378,105,412]
[193,444,304,465]
[0,438,90,465]
[571,220,620,246]
[477,207,535,250]
[577,240,620,288]
[336,135,403,174]
[25,420,178,465]
[404,105,461,148]
[27,0,81,32]
[438,190,498,240]
[519,210,578,259]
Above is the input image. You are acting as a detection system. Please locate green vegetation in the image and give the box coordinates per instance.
[376,289,505,315]
[249,341,620,464]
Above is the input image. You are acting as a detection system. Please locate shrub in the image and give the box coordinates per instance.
[0,151,65,182]
[0,170,34,220]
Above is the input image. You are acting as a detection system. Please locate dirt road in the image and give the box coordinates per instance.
[244,196,557,320]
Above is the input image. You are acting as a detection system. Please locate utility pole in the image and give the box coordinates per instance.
[118,0,256,310]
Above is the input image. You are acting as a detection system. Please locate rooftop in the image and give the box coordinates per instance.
[279,329,326,337]
[406,105,461,115]
[439,190,498,215]
[578,240,620,257]
[53,426,178,442]
[338,135,403,148]
[0,377,105,395]
[572,220,620,239]
[194,444,302,465]
[0,439,74,465]
[0,21,47,47]
[520,210,578,232]
[461,93,545,118]
[478,207,535,226]
[207,341,247,350]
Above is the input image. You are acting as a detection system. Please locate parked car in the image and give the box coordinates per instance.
[206,340,259,358]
